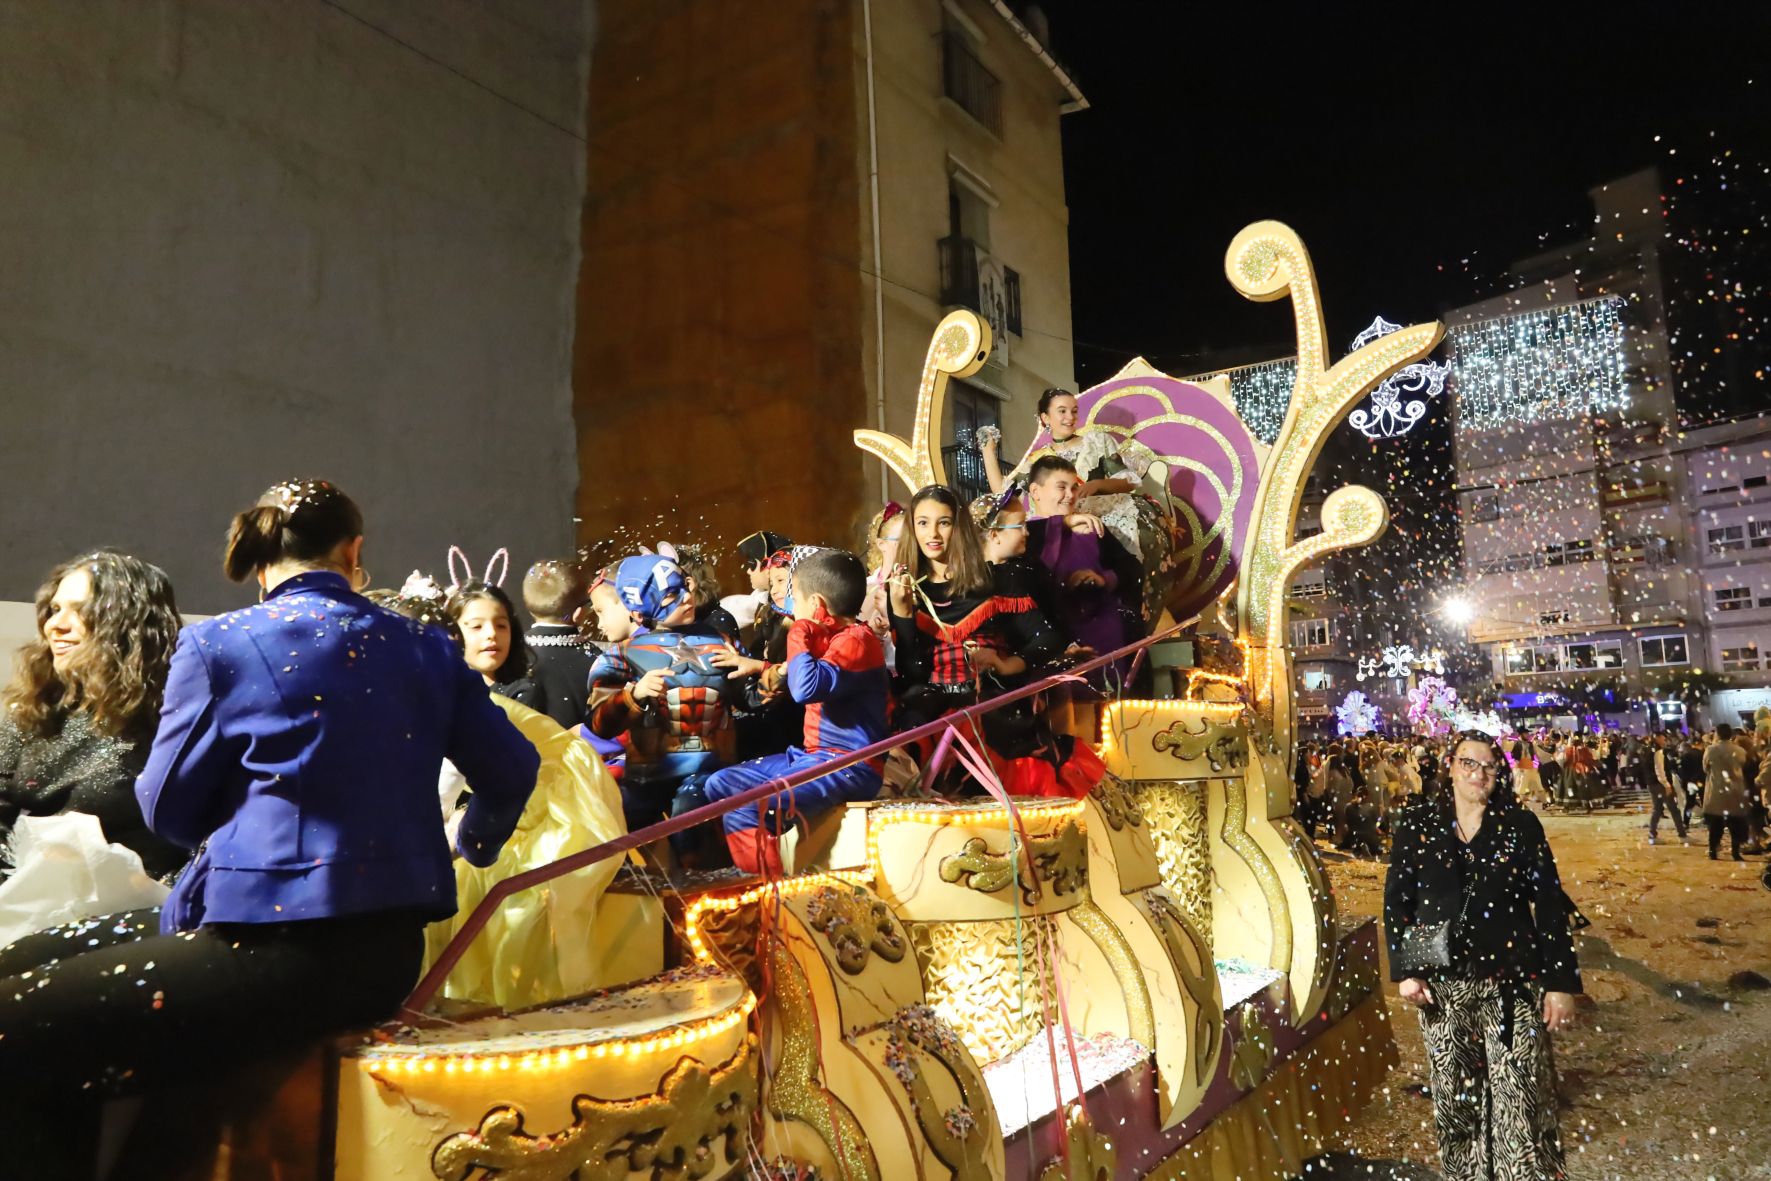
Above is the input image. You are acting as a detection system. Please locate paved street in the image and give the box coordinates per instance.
[1319,810,1771,1181]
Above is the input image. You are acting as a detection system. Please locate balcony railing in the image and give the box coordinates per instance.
[942,442,992,503]
[941,32,1002,134]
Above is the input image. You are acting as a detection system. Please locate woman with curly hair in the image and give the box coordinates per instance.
[0,549,185,879]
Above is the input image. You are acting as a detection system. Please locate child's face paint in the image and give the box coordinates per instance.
[913,502,955,565]
[984,509,1027,562]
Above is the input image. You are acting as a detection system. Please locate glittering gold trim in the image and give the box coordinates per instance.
[765,946,881,1181]
[936,819,1088,904]
[1066,900,1155,1050]
[803,884,908,976]
[1222,222,1443,726]
[853,310,992,494]
[1126,781,1211,935]
[1218,773,1292,975]
[1038,1103,1119,1181]
[428,1036,756,1181]
[907,917,1050,1066]
[1140,889,1222,1085]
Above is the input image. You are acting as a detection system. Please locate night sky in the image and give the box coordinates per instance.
[1049,4,1771,389]
[1042,4,1770,671]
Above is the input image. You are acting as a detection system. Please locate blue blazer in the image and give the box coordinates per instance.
[137,572,539,933]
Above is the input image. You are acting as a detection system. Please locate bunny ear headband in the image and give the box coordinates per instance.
[446,545,510,592]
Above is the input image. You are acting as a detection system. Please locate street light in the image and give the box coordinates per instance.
[1441,596,1474,627]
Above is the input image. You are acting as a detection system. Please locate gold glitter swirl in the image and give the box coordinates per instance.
[1066,900,1156,1050]
[764,946,881,1181]
[853,310,992,494]
[429,1036,757,1181]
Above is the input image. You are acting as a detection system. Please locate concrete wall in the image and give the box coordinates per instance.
[0,0,595,614]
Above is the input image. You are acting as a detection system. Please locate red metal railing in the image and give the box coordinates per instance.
[402,620,1194,1016]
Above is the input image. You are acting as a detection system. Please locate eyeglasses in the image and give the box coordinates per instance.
[1454,756,1498,777]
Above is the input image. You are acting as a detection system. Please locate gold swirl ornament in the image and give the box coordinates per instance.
[1221,221,1441,700]
[853,310,993,494]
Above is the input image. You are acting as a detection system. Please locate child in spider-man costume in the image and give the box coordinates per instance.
[703,548,889,875]
[586,554,739,837]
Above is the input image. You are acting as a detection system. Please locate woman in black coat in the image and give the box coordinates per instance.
[1384,731,1582,1181]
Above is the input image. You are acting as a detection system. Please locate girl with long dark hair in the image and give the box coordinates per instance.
[1,550,185,880]
[885,484,1064,741]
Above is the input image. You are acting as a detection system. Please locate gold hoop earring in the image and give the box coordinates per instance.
[352,566,371,592]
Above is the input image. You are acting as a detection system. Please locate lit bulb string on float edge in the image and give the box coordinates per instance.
[401,617,1198,1017]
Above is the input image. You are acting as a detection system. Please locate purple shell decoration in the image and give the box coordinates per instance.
[1028,376,1260,624]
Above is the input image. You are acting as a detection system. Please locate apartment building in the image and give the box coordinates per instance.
[573,0,1084,552]
[1686,417,1771,724]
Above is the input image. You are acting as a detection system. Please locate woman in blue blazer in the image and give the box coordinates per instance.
[0,479,538,1175]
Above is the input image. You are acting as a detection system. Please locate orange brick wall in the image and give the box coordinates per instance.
[573,0,868,582]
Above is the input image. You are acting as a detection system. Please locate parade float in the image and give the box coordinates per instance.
[204,222,1441,1181]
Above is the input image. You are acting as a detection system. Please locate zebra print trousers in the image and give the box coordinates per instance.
[1418,977,1566,1181]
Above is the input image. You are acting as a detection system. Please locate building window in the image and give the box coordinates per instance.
[1539,610,1570,626]
[1746,474,1768,489]
[1003,267,1022,336]
[1469,493,1500,522]
[1291,619,1329,649]
[941,28,1003,135]
[1751,521,1771,548]
[1708,524,1746,555]
[1715,586,1753,612]
[943,384,998,502]
[1292,569,1328,600]
[1563,642,1623,671]
[1640,635,1689,666]
[1301,669,1334,691]
[1721,644,1761,671]
[1534,647,1562,672]
[1505,649,1533,675]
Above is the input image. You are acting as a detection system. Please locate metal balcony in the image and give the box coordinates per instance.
[941,32,1002,134]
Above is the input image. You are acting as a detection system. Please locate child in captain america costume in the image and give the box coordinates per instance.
[702,548,889,875]
[586,554,740,836]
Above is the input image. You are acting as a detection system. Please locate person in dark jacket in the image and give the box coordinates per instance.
[521,558,597,728]
[1385,731,1581,1181]
[0,480,539,1177]
[0,550,186,881]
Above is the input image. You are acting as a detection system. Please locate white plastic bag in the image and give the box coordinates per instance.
[0,813,170,947]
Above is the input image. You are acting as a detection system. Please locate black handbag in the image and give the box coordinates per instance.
[1395,887,1472,977]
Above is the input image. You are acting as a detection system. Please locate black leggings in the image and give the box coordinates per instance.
[0,907,425,1175]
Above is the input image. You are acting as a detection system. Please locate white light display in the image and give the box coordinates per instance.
[1335,689,1382,736]
[1356,644,1444,682]
[1346,316,1449,440]
[1447,298,1628,430]
[1213,359,1297,445]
